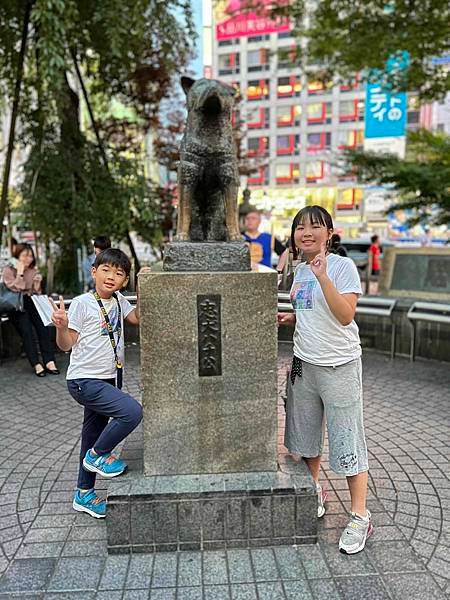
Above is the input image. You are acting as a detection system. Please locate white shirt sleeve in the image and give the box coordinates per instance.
[334,258,363,295]
[67,297,85,333]
[118,293,135,319]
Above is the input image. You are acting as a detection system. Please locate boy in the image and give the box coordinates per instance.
[51,248,144,518]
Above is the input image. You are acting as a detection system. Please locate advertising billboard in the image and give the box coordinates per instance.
[364,85,407,158]
[214,0,290,40]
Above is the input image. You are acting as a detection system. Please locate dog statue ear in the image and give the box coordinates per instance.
[181,76,196,95]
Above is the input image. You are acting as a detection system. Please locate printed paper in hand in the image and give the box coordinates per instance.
[31,295,54,326]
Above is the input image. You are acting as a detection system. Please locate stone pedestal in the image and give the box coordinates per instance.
[106,427,317,553]
[138,271,278,475]
[163,241,251,272]
[106,270,317,553]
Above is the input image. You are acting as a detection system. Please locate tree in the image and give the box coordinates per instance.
[272,0,450,101]
[345,129,450,226]
[0,0,195,291]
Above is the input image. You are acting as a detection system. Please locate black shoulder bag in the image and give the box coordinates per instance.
[92,291,123,389]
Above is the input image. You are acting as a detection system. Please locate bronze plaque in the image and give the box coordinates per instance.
[197,294,222,377]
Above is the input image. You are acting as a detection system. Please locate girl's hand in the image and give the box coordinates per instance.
[16,261,25,276]
[50,296,68,329]
[33,273,43,283]
[311,242,328,280]
[277,312,295,327]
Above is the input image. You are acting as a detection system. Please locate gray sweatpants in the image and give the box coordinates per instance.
[284,357,369,476]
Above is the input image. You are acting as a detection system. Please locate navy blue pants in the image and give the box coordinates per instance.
[67,378,143,489]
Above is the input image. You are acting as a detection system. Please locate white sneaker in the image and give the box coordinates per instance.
[339,511,374,554]
[317,484,327,518]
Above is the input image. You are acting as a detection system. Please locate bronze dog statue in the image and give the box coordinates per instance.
[176,77,242,242]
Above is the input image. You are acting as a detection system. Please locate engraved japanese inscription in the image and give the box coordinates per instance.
[197,294,222,377]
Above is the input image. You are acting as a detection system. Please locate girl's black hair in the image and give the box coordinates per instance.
[14,243,36,268]
[94,248,131,277]
[290,205,334,260]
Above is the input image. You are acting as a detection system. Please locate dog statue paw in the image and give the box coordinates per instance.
[174,233,189,242]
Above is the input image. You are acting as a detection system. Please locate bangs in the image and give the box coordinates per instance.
[94,248,131,276]
[290,205,334,260]
[294,205,329,228]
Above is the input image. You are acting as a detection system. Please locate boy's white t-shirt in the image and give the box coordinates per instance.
[290,253,362,366]
[66,292,134,380]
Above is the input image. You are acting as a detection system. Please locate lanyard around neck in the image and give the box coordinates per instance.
[92,291,122,369]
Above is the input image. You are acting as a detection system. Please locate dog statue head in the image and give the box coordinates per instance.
[181,77,237,120]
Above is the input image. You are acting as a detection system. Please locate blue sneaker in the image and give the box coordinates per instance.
[82,449,127,478]
[73,489,106,518]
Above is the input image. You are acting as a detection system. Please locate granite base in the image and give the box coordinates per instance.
[107,468,317,554]
[163,241,251,272]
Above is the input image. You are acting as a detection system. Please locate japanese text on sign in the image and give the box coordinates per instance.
[197,295,222,377]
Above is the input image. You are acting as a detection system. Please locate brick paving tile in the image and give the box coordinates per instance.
[0,345,449,599]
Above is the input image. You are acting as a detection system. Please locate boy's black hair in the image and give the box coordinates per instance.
[371,234,379,243]
[290,205,334,260]
[94,248,131,277]
[93,235,111,251]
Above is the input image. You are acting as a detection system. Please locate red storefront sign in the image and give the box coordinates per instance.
[215,0,290,40]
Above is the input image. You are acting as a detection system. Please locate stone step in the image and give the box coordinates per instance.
[106,435,317,554]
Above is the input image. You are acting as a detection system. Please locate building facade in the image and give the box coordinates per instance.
[202,0,442,241]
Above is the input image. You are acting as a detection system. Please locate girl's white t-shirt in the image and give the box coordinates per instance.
[290,253,362,366]
[66,292,134,380]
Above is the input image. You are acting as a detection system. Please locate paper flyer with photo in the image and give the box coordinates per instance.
[31,295,54,326]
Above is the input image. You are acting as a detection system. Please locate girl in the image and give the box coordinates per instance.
[2,243,59,377]
[278,205,373,554]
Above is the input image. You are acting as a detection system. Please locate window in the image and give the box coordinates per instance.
[278,31,292,39]
[218,53,240,76]
[277,134,300,155]
[248,34,270,42]
[307,132,331,151]
[337,129,364,149]
[278,46,297,69]
[307,102,332,124]
[247,79,270,101]
[275,163,300,184]
[340,76,360,93]
[277,105,302,127]
[277,76,301,98]
[336,188,363,210]
[218,38,240,47]
[248,165,269,186]
[247,49,269,72]
[306,161,325,181]
[247,107,270,129]
[308,80,332,95]
[407,111,420,124]
[339,100,364,122]
[247,136,269,157]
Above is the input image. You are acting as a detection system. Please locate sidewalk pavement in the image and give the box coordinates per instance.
[0,344,449,599]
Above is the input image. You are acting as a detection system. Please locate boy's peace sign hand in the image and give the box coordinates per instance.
[50,296,68,329]
[311,241,328,280]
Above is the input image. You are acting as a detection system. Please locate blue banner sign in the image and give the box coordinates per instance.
[365,84,407,139]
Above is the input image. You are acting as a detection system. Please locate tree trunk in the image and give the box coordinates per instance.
[0,0,33,247]
[54,74,84,294]
[72,50,141,272]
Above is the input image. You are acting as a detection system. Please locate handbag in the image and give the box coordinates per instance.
[0,282,24,313]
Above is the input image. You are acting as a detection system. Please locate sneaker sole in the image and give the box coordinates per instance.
[82,459,127,478]
[72,500,106,519]
[339,523,374,555]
